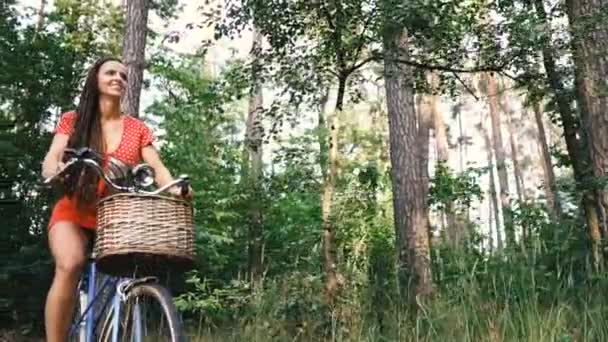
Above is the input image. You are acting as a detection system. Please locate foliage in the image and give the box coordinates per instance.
[428,161,484,213]
[2,0,608,340]
[0,0,137,331]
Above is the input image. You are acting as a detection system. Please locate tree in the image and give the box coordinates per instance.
[566,0,608,271]
[122,0,150,117]
[244,26,265,288]
[478,115,503,250]
[506,109,525,203]
[215,0,382,303]
[0,0,112,329]
[532,102,561,219]
[480,72,514,246]
[517,0,603,271]
[382,22,433,299]
[36,0,47,32]
[428,73,462,245]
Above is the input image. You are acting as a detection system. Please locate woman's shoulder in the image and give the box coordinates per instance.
[60,110,77,120]
[55,111,77,135]
[124,114,148,126]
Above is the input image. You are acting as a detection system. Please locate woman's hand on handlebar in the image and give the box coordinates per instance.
[167,183,193,200]
[42,161,67,183]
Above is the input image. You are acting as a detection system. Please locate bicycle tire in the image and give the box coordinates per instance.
[98,283,184,342]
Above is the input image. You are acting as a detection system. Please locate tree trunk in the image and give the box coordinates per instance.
[321,77,345,303]
[533,0,603,272]
[533,103,561,219]
[318,88,330,178]
[487,188,495,252]
[481,73,513,246]
[430,74,461,246]
[383,25,433,300]
[566,0,608,272]
[457,111,465,172]
[121,0,149,117]
[36,0,46,32]
[506,112,525,203]
[245,27,264,288]
[418,93,432,260]
[480,118,503,250]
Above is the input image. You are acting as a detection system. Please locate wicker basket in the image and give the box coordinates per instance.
[94,193,195,277]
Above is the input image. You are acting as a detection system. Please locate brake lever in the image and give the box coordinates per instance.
[180,176,191,197]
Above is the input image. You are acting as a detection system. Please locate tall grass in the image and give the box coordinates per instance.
[181,269,608,341]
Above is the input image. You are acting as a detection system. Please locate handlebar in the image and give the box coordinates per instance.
[44,147,191,197]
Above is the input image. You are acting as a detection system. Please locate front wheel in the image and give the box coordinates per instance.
[99,283,184,342]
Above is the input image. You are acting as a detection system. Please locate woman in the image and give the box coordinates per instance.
[41,57,190,342]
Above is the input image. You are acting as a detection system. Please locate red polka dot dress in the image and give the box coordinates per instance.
[48,111,156,230]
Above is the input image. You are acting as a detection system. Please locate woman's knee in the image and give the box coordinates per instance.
[54,254,86,277]
[48,221,89,278]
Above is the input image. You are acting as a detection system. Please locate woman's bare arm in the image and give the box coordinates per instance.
[141,145,192,198]
[141,145,175,186]
[41,134,69,179]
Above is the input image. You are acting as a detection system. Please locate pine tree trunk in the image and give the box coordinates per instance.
[481,119,503,250]
[383,25,433,300]
[429,74,461,245]
[457,111,465,172]
[533,103,561,219]
[482,73,513,246]
[488,190,495,252]
[245,27,264,288]
[506,112,525,203]
[533,0,603,271]
[566,0,608,272]
[418,94,432,259]
[121,0,149,117]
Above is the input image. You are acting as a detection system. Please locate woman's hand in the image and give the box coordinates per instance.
[168,184,193,200]
[142,146,193,200]
[42,161,66,181]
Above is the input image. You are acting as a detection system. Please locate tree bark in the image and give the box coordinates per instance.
[383,25,433,300]
[121,0,149,117]
[487,187,495,252]
[533,0,603,271]
[481,73,514,246]
[321,76,344,303]
[506,112,525,203]
[245,27,265,288]
[418,93,432,259]
[480,117,503,250]
[566,0,608,272]
[533,103,561,219]
[429,74,461,245]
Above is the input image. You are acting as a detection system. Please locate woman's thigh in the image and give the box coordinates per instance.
[48,221,91,272]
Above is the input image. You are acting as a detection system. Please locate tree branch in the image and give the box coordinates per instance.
[348,4,377,70]
[350,51,509,75]
[319,2,336,31]
[452,72,480,101]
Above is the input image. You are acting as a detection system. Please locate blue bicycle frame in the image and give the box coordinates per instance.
[69,258,114,342]
[69,256,148,342]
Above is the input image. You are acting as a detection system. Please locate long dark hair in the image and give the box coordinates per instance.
[63,57,122,207]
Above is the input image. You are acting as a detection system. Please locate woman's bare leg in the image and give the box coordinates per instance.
[45,221,90,342]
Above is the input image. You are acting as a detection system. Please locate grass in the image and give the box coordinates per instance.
[181,281,608,341]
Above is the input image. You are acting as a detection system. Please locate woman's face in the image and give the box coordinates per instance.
[97,60,127,98]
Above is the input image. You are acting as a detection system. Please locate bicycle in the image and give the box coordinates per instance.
[45,147,193,342]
